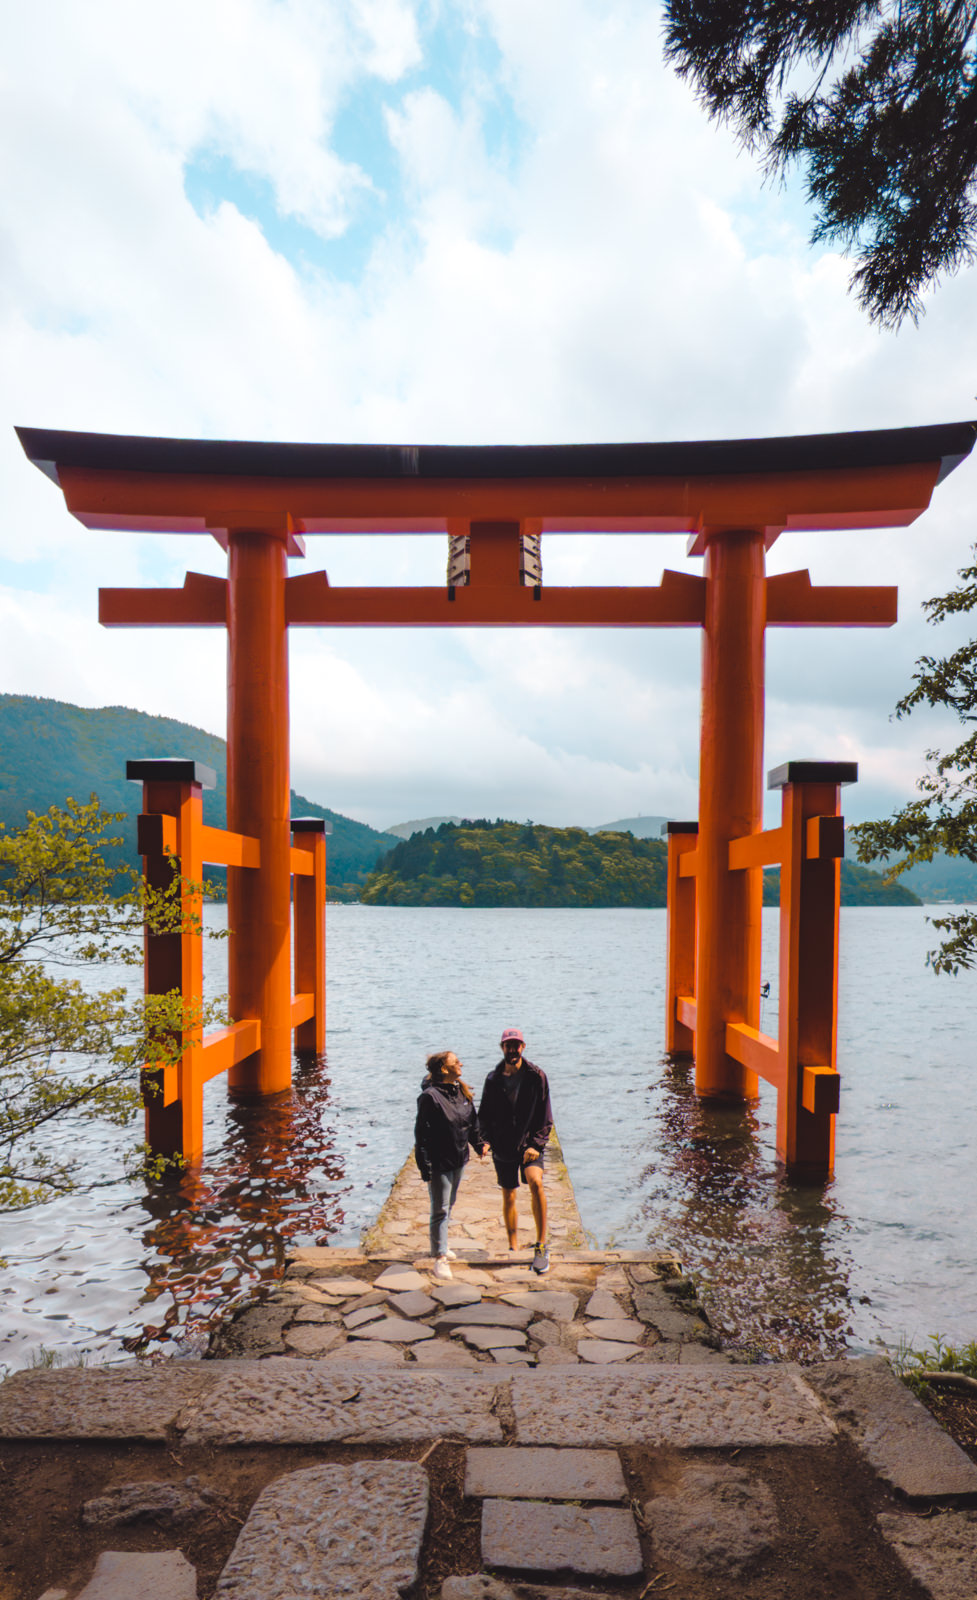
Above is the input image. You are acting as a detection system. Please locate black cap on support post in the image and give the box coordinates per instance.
[767,761,858,790]
[126,758,217,789]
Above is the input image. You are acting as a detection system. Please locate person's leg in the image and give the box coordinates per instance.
[444,1166,463,1255]
[525,1163,547,1245]
[429,1171,452,1259]
[501,1186,519,1248]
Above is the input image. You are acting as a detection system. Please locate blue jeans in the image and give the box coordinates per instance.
[428,1167,463,1258]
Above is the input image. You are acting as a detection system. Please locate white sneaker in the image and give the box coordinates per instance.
[445,1249,458,1260]
[433,1256,453,1281]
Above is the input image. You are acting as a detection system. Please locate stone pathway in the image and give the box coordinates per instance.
[211,1246,712,1368]
[7,1144,977,1600]
[8,1356,977,1599]
[362,1130,589,1259]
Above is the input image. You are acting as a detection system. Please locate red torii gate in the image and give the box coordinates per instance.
[17,421,976,1176]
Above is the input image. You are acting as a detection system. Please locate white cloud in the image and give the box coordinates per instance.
[2,0,977,831]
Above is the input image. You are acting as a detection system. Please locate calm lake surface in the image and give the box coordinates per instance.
[2,905,975,1370]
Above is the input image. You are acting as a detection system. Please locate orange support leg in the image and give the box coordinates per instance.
[129,758,215,1163]
[664,822,697,1056]
[770,760,855,1177]
[226,528,293,1095]
[694,528,765,1100]
[292,818,328,1054]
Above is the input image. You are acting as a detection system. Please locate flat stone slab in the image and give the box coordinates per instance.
[437,1304,532,1329]
[304,1275,375,1296]
[0,1364,215,1440]
[499,1292,578,1322]
[374,1266,431,1292]
[215,1461,428,1599]
[180,1363,502,1444]
[877,1509,977,1600]
[324,1343,405,1364]
[804,1358,977,1499]
[293,1304,335,1324]
[492,1350,535,1366]
[74,1549,197,1599]
[82,1476,218,1527]
[283,1323,345,1355]
[466,1447,627,1502]
[583,1320,645,1344]
[481,1500,642,1578]
[387,1290,438,1317]
[412,1341,481,1368]
[349,1315,436,1343]
[443,1580,622,1600]
[344,1304,388,1329]
[509,1368,834,1447]
[431,1283,484,1306]
[584,1292,622,1319]
[631,1286,704,1342]
[458,1327,528,1351]
[643,1462,780,1576]
[577,1340,638,1364]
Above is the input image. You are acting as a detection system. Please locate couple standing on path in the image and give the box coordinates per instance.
[413,1027,553,1281]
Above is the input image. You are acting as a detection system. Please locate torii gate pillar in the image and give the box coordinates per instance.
[15,419,977,1150]
[696,528,765,1099]
[226,528,292,1094]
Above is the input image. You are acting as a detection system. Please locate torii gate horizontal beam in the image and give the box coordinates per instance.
[16,420,976,541]
[98,567,898,629]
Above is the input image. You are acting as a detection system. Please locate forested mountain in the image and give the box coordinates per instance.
[895,853,977,903]
[0,695,399,889]
[362,820,669,906]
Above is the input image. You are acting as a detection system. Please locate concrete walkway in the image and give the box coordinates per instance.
[4,1146,977,1600]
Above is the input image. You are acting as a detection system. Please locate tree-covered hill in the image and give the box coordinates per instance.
[763,860,920,907]
[363,821,669,907]
[0,695,399,890]
[363,819,922,908]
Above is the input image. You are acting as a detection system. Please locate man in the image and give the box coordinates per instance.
[478,1027,553,1274]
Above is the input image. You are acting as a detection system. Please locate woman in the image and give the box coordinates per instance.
[414,1049,485,1281]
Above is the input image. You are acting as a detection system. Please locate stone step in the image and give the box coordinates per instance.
[214,1461,428,1600]
[464,1447,628,1502]
[481,1500,643,1580]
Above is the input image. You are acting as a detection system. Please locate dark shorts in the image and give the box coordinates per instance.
[493,1152,544,1191]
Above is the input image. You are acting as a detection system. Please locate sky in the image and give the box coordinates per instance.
[2,0,977,833]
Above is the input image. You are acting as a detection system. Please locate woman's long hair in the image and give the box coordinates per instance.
[425,1050,474,1103]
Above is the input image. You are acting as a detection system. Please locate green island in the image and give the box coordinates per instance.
[362,819,921,908]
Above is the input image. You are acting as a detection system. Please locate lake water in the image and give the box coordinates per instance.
[1,905,975,1371]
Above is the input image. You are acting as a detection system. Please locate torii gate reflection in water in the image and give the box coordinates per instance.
[17,422,976,1178]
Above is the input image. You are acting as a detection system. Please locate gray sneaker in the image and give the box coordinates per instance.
[532,1242,550,1275]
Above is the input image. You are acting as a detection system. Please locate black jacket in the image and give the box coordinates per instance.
[478,1058,553,1162]
[414,1079,484,1182]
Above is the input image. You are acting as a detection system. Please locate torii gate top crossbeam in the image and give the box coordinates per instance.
[16,421,977,547]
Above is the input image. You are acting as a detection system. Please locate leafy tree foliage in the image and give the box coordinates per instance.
[851,548,977,969]
[362,821,669,908]
[663,2,977,324]
[365,819,918,910]
[0,798,221,1209]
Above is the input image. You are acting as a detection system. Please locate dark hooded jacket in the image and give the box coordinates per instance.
[478,1057,553,1163]
[414,1077,484,1182]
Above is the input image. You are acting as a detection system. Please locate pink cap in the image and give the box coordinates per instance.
[500,1027,525,1045]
